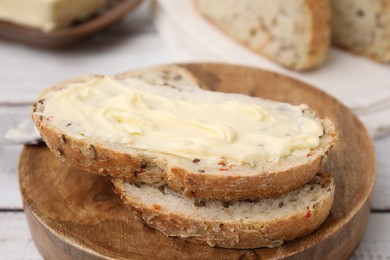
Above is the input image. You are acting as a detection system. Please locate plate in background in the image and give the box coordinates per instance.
[0,0,142,48]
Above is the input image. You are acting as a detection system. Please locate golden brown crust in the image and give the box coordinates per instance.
[303,0,331,70]
[169,157,322,200]
[32,65,337,201]
[113,174,335,249]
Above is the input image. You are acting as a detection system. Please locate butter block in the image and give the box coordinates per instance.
[0,0,104,32]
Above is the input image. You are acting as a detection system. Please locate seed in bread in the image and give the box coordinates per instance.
[113,173,336,249]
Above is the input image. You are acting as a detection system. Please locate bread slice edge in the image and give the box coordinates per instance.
[112,172,335,249]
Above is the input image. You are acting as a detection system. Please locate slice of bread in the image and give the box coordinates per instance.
[32,65,337,201]
[331,0,390,62]
[193,0,331,70]
[113,173,335,249]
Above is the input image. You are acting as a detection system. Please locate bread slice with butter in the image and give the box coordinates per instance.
[331,0,390,62]
[113,173,335,249]
[32,65,337,201]
[193,0,331,70]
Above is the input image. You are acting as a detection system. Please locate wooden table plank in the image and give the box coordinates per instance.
[0,32,170,104]
[372,135,390,209]
[0,145,23,209]
[351,213,390,259]
[0,106,31,209]
[0,0,170,104]
[0,212,41,259]
[0,212,389,259]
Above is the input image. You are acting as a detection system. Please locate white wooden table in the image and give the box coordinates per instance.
[0,1,389,259]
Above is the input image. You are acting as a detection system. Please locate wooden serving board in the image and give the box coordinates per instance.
[18,63,376,259]
[0,0,142,48]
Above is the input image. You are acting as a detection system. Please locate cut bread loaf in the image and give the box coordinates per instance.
[32,65,337,201]
[113,173,335,249]
[331,0,390,62]
[193,0,331,70]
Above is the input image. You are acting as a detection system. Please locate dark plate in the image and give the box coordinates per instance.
[0,0,142,48]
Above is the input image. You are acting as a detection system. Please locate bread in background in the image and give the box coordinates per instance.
[194,0,331,71]
[331,0,390,62]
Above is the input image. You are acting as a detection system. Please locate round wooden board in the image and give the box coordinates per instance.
[19,63,376,259]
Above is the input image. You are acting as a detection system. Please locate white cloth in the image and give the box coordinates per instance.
[155,0,390,139]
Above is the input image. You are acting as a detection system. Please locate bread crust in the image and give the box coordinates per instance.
[169,155,324,200]
[193,0,331,70]
[32,65,337,201]
[113,173,335,249]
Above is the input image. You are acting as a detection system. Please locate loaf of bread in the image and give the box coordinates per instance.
[193,0,331,70]
[32,65,337,201]
[113,173,335,249]
[331,0,390,62]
